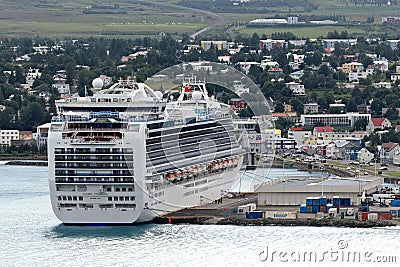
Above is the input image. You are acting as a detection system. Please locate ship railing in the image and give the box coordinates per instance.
[70,138,118,144]
[66,127,125,132]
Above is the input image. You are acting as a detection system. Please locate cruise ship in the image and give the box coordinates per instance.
[48,76,244,224]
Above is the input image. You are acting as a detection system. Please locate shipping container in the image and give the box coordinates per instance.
[300,204,307,213]
[360,205,369,212]
[340,198,351,206]
[378,212,392,220]
[333,196,340,206]
[312,205,319,213]
[312,197,320,206]
[361,212,369,221]
[245,211,263,219]
[398,210,400,217]
[390,210,397,217]
[319,197,327,205]
[368,213,378,221]
[391,199,400,207]
[238,203,256,214]
[319,205,326,213]
[306,197,313,206]
[306,206,313,213]
[264,211,297,220]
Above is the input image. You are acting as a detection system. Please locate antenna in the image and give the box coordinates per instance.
[84,85,87,97]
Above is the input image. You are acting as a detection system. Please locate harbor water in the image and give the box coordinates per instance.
[1,163,399,266]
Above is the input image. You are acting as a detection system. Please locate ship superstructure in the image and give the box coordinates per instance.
[48,76,243,224]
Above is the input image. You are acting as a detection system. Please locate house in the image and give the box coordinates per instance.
[357,148,374,163]
[0,130,19,147]
[380,142,399,164]
[237,62,260,74]
[290,70,304,81]
[286,82,305,95]
[287,127,312,146]
[267,67,283,76]
[303,103,319,114]
[326,139,361,160]
[391,73,400,82]
[35,123,51,147]
[373,82,391,89]
[340,62,364,74]
[201,41,228,51]
[259,39,288,51]
[395,125,400,132]
[348,71,368,82]
[230,98,246,111]
[232,80,249,96]
[320,131,368,141]
[313,126,333,139]
[53,75,70,96]
[366,118,392,133]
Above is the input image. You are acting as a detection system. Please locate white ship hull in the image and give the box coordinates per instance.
[49,163,241,224]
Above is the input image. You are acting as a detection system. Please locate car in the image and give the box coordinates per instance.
[364,172,368,175]
[379,167,388,171]
[346,167,352,170]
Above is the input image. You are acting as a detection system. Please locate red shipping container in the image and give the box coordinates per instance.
[378,212,392,220]
[361,212,369,221]
[319,206,326,213]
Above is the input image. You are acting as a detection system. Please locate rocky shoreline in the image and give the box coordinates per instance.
[5,160,47,166]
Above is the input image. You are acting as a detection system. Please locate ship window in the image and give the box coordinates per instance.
[116,187,120,192]
[128,187,133,192]
[114,197,118,201]
[62,196,67,201]
[108,197,112,201]
[113,98,118,102]
[57,196,61,200]
[119,197,124,201]
[106,187,111,192]
[125,196,129,201]
[130,197,135,201]
[122,188,126,192]
[79,196,83,201]
[73,196,77,201]
[68,196,72,201]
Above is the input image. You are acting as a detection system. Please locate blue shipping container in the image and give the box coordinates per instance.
[312,198,320,206]
[333,197,340,206]
[312,205,319,213]
[319,197,327,205]
[246,211,263,219]
[306,198,313,206]
[360,205,370,212]
[300,205,307,213]
[341,198,351,206]
[390,210,397,217]
[398,210,400,217]
[391,199,400,207]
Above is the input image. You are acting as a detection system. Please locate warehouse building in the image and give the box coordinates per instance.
[255,175,382,206]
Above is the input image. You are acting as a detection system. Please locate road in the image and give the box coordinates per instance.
[137,0,226,39]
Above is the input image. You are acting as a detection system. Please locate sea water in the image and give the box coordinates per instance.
[0,163,399,267]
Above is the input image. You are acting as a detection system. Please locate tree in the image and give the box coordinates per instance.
[385,107,399,121]
[19,102,48,130]
[346,100,358,112]
[274,102,284,112]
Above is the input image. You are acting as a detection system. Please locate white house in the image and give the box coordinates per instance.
[366,117,392,133]
[0,130,19,147]
[286,82,305,95]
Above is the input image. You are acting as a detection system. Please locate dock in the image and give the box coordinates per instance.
[153,193,398,228]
